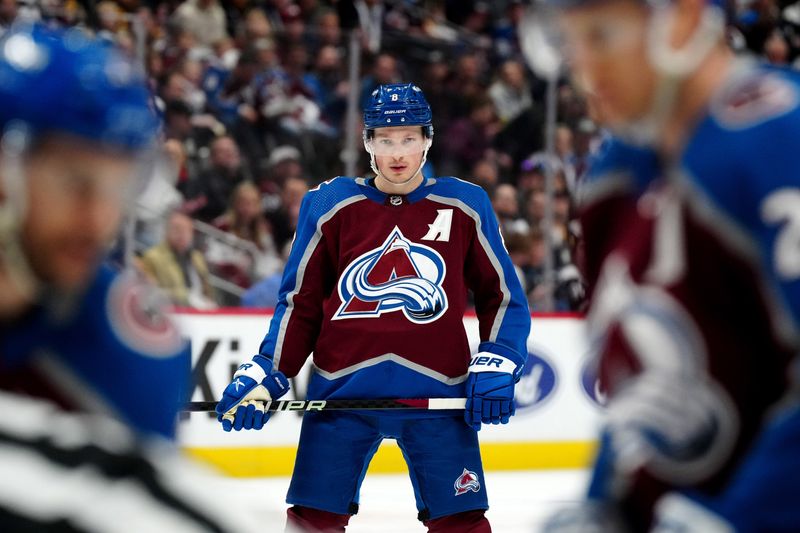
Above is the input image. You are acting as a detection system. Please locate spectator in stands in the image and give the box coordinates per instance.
[265,175,310,253]
[503,230,533,294]
[555,124,578,191]
[488,59,532,124]
[140,210,217,309]
[184,135,248,222]
[262,145,304,194]
[304,44,349,134]
[444,52,488,119]
[470,157,500,191]
[359,53,400,110]
[135,141,185,250]
[492,183,528,236]
[440,95,498,177]
[172,0,229,48]
[310,8,344,55]
[208,182,283,290]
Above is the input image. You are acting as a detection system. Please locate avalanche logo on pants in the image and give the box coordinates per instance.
[334,226,448,324]
[454,468,481,496]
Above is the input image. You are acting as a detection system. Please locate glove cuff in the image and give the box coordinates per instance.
[476,342,525,380]
[468,352,519,375]
[233,355,274,383]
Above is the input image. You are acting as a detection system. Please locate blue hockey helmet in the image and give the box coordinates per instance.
[0,23,158,152]
[363,83,433,138]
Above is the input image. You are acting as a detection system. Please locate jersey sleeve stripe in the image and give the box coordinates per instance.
[271,195,367,371]
[428,193,511,343]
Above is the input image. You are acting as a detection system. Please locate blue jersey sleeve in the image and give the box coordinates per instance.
[692,70,800,337]
[440,179,531,372]
[259,178,363,376]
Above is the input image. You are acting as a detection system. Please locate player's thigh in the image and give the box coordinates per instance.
[287,411,382,514]
[398,416,488,520]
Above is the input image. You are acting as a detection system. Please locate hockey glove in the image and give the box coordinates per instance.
[464,351,520,431]
[585,371,733,500]
[215,355,290,432]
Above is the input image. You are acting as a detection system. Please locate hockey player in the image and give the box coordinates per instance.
[534,0,800,530]
[216,83,531,532]
[0,22,268,531]
[0,23,189,439]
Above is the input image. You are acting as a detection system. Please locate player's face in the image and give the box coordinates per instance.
[372,126,427,188]
[20,136,136,290]
[558,0,658,128]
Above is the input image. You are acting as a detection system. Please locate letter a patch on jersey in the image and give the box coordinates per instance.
[422,209,453,242]
[334,227,448,324]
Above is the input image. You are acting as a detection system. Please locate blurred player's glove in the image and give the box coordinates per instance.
[464,351,521,431]
[606,372,725,463]
[585,371,734,500]
[215,355,290,432]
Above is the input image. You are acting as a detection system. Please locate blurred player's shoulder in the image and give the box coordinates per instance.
[578,137,660,208]
[683,61,800,228]
[709,61,800,132]
[80,264,185,359]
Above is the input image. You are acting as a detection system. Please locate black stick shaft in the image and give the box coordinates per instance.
[185,398,466,413]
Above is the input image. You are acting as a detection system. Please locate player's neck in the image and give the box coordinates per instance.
[374,171,424,196]
[658,46,734,158]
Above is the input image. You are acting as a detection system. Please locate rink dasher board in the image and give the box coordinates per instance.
[173,310,603,477]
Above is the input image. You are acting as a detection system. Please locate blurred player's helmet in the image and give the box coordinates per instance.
[523,0,726,144]
[0,23,158,296]
[0,23,157,151]
[363,83,433,139]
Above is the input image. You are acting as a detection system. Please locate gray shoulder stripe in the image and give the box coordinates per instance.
[273,195,367,369]
[312,354,468,385]
[577,172,634,209]
[427,194,510,343]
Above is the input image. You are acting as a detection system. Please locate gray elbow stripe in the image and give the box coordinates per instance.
[428,192,510,342]
[273,195,367,369]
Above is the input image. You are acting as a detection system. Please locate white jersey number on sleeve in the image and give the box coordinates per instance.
[761,188,800,279]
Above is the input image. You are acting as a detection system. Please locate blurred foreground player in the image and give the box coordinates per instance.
[0,23,261,532]
[216,83,531,532]
[533,0,800,530]
[0,22,186,438]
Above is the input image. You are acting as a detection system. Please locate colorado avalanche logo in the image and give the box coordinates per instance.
[454,468,481,496]
[334,227,448,324]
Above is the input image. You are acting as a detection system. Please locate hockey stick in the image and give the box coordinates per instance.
[184,398,467,413]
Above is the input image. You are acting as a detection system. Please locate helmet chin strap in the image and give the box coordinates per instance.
[366,138,432,190]
[612,4,726,146]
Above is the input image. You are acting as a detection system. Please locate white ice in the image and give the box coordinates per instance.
[212,469,588,532]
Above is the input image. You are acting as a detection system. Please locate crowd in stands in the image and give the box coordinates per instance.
[0,0,788,311]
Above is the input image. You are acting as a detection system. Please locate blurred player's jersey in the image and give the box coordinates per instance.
[259,176,530,411]
[580,60,800,528]
[0,265,189,439]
